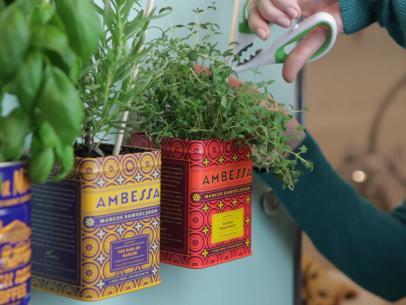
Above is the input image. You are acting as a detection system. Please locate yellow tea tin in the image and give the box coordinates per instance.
[31,150,161,301]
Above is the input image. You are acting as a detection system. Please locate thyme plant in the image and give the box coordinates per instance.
[78,0,169,156]
[135,6,312,189]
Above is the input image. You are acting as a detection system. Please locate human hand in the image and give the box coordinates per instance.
[248,0,344,82]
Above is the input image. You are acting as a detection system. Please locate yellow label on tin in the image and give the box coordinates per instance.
[82,182,160,215]
[211,209,244,243]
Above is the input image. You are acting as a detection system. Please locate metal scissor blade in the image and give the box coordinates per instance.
[236,49,262,66]
[235,32,255,57]
[233,48,271,72]
[236,41,253,57]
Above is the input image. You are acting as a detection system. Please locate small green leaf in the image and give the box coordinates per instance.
[158,6,172,16]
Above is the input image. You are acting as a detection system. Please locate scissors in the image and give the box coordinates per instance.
[233,0,338,72]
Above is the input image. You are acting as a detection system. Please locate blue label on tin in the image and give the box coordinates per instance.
[31,181,81,285]
[0,162,31,305]
[0,162,31,207]
[111,235,149,271]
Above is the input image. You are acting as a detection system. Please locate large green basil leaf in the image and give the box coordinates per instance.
[37,65,84,144]
[6,49,43,111]
[31,1,54,25]
[31,24,81,78]
[0,109,29,160]
[53,143,74,180]
[29,145,55,183]
[0,86,3,108]
[38,121,59,148]
[31,24,68,54]
[54,0,102,63]
[0,3,30,83]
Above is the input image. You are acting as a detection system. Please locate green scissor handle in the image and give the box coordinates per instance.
[238,1,337,64]
[238,0,253,35]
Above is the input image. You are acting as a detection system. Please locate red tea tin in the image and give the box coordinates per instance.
[132,135,252,268]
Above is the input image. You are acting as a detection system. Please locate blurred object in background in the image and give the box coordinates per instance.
[339,73,406,212]
[301,256,358,305]
[304,23,406,305]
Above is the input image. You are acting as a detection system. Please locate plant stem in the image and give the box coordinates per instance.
[112,0,155,156]
[227,0,240,63]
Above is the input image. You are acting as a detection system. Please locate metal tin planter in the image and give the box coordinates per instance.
[132,135,252,268]
[0,161,32,305]
[31,149,161,301]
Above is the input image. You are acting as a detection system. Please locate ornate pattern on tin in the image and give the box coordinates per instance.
[131,134,252,269]
[0,162,32,305]
[32,150,161,301]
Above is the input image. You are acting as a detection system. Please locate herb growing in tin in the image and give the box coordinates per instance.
[134,6,312,189]
[77,0,170,157]
[0,0,101,182]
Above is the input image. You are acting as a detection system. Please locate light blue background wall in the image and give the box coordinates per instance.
[29,1,300,304]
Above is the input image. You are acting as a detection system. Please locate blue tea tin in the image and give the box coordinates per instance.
[0,161,31,305]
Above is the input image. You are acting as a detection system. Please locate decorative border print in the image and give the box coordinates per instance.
[0,162,32,305]
[131,135,252,269]
[31,150,161,301]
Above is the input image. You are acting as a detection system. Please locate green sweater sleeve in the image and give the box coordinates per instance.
[258,133,406,301]
[339,0,406,47]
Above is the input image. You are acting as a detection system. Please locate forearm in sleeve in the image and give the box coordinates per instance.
[259,133,406,300]
[339,0,406,47]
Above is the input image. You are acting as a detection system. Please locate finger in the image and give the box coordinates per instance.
[284,117,305,149]
[256,0,292,28]
[271,0,301,19]
[194,67,244,89]
[193,64,212,76]
[282,27,328,82]
[228,76,244,88]
[194,63,203,72]
[248,5,270,40]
